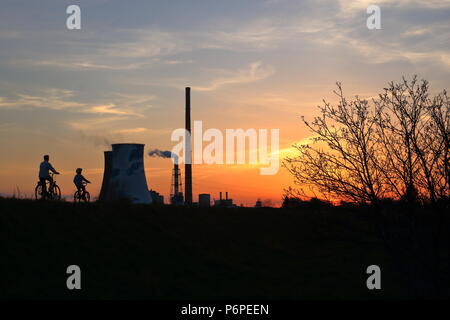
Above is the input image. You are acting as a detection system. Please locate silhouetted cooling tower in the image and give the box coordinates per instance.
[98,151,112,201]
[109,143,152,204]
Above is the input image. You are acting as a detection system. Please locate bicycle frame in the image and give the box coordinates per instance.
[47,173,56,191]
[38,172,61,200]
[74,182,90,202]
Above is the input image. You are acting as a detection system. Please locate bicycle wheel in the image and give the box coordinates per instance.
[74,191,80,202]
[35,183,43,200]
[84,191,90,203]
[52,185,62,201]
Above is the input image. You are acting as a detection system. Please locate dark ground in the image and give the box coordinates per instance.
[0,197,448,300]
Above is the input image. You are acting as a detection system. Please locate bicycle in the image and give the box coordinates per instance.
[74,182,90,203]
[35,172,62,201]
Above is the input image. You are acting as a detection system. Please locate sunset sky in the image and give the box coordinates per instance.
[0,0,449,206]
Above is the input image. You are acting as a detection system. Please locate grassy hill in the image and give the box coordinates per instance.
[1,197,448,300]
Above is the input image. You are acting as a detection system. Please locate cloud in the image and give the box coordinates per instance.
[201,20,283,51]
[88,104,142,117]
[5,28,189,71]
[33,60,151,71]
[67,116,128,131]
[0,89,85,110]
[276,0,449,70]
[338,0,450,12]
[0,88,154,117]
[113,127,148,134]
[193,61,275,92]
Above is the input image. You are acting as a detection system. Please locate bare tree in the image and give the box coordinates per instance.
[283,83,384,204]
[284,77,450,297]
[427,90,450,199]
[285,77,449,204]
[374,77,450,203]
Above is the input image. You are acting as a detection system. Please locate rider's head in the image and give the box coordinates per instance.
[76,168,82,174]
[44,155,49,161]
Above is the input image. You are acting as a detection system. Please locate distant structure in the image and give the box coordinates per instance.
[184,87,193,205]
[147,149,182,205]
[171,158,184,205]
[214,192,235,207]
[198,194,211,207]
[255,199,262,208]
[148,88,193,206]
[99,143,152,204]
[149,190,164,204]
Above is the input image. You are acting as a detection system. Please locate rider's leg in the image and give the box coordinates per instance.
[76,186,82,199]
[48,176,54,193]
[81,185,86,200]
[39,178,48,199]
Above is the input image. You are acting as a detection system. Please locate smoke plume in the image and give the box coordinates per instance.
[148,149,178,163]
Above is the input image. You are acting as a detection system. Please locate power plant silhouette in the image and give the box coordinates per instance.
[98,87,235,206]
[98,144,152,204]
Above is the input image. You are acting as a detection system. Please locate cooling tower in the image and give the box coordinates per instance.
[98,151,112,201]
[108,143,152,204]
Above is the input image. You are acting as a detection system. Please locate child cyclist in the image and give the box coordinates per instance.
[73,168,91,200]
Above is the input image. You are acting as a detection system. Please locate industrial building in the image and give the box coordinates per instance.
[214,192,235,208]
[199,194,211,207]
[149,190,164,204]
[97,88,244,208]
[170,158,184,205]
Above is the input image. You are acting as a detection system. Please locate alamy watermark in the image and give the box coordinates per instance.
[367,5,381,30]
[66,5,81,30]
[170,121,280,175]
[66,265,81,290]
[366,265,381,290]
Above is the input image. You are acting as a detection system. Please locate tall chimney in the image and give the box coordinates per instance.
[226,192,228,200]
[185,87,193,205]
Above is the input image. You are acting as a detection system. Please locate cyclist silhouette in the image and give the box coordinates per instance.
[74,168,91,200]
[39,155,60,199]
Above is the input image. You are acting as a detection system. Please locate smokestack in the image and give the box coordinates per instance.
[98,151,112,201]
[185,87,193,205]
[220,192,222,201]
[226,192,228,200]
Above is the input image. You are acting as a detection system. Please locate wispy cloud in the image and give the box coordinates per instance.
[88,104,142,116]
[193,61,275,92]
[338,0,450,13]
[0,89,85,110]
[0,88,154,116]
[68,116,129,131]
[113,127,148,134]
